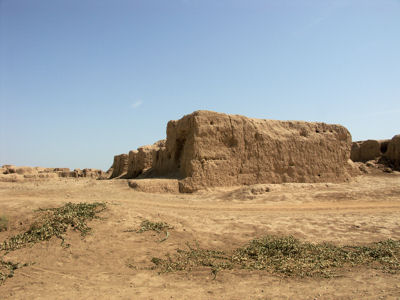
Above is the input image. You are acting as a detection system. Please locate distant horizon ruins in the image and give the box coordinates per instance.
[1,111,398,188]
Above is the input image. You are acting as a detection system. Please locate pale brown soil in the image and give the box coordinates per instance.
[1,173,400,299]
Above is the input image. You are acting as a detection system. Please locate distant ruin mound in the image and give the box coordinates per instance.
[0,165,107,182]
[351,135,400,171]
[111,110,358,192]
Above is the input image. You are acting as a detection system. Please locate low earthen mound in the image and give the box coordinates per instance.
[114,110,357,192]
[222,184,273,201]
[128,178,179,193]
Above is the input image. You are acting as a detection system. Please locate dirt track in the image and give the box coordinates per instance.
[1,173,400,299]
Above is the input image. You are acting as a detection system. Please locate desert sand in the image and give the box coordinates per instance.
[1,112,399,299]
[1,172,400,299]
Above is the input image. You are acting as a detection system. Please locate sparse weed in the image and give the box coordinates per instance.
[0,259,29,285]
[136,219,173,233]
[151,235,400,278]
[132,219,173,243]
[152,241,232,278]
[0,259,20,284]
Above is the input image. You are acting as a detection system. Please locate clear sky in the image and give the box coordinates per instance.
[1,0,399,170]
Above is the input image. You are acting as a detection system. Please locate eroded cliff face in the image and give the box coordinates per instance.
[114,111,357,192]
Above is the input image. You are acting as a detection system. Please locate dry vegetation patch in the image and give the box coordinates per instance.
[151,235,400,278]
[0,202,106,285]
[0,202,106,252]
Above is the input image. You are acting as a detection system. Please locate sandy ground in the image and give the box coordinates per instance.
[1,173,400,299]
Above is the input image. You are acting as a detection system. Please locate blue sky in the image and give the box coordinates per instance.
[1,0,399,170]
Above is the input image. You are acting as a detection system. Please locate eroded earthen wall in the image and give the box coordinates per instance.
[126,140,166,178]
[140,111,355,192]
[110,154,129,179]
[384,135,400,170]
[350,139,389,162]
[350,135,400,170]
